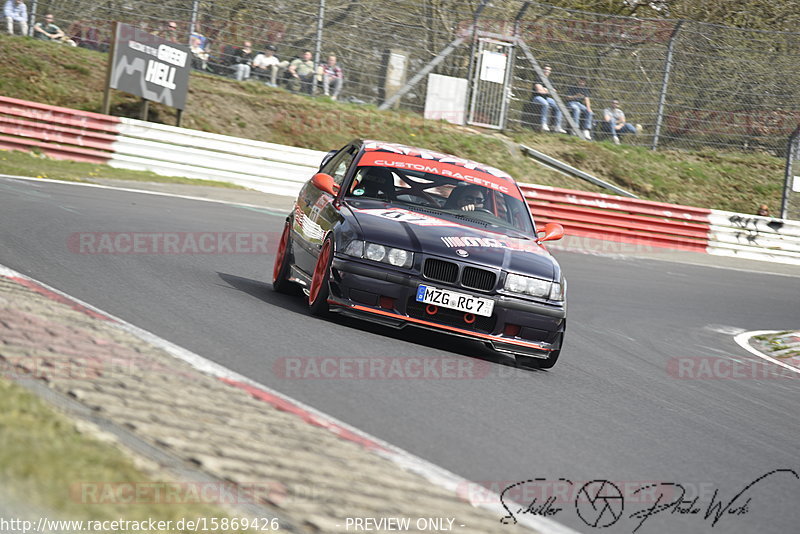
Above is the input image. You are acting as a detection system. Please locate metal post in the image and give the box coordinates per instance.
[189,0,199,40]
[313,0,325,94]
[176,108,184,128]
[102,21,119,115]
[465,0,489,92]
[781,126,800,220]
[28,0,37,37]
[140,99,149,121]
[651,20,684,151]
[502,2,531,131]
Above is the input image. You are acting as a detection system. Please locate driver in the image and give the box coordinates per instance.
[446,184,487,211]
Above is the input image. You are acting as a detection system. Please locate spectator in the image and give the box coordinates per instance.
[155,20,179,43]
[565,77,593,140]
[757,204,771,217]
[4,0,27,36]
[32,13,75,45]
[602,99,637,144]
[320,54,343,100]
[232,41,256,81]
[288,50,315,94]
[530,65,565,133]
[252,44,286,87]
[189,35,209,70]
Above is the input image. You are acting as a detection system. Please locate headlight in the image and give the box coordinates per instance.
[365,243,386,261]
[344,240,413,269]
[387,248,410,267]
[504,273,551,298]
[344,240,364,257]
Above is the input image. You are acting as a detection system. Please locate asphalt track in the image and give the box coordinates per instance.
[2,176,799,534]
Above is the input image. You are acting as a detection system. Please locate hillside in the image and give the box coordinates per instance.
[0,34,785,214]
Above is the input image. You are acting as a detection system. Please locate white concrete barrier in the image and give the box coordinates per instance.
[111,118,325,196]
[707,210,800,265]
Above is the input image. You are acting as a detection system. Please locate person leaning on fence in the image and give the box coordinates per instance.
[565,77,593,140]
[232,41,256,81]
[4,0,27,36]
[319,54,343,100]
[189,35,209,71]
[154,20,179,43]
[252,45,287,87]
[530,65,565,133]
[287,50,315,94]
[32,13,75,46]
[602,99,637,144]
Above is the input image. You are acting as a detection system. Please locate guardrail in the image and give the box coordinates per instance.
[0,95,325,196]
[2,96,798,265]
[520,184,711,252]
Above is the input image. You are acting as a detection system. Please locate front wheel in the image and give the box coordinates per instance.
[308,235,334,316]
[272,220,297,294]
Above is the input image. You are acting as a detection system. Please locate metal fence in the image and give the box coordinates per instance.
[18,0,800,155]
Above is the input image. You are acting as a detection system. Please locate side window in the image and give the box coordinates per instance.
[321,146,357,186]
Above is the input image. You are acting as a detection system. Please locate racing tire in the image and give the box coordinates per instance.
[272,220,298,294]
[308,235,334,316]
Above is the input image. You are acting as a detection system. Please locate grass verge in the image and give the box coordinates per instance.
[0,150,245,189]
[0,378,250,532]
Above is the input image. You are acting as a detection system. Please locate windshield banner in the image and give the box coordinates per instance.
[357,152,523,201]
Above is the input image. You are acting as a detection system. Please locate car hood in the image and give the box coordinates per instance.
[345,201,557,280]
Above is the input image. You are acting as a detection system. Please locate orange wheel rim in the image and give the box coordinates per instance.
[309,240,331,304]
[272,223,289,282]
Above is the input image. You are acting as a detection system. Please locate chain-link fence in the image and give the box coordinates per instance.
[19,0,800,154]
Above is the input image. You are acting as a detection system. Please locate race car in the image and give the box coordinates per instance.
[272,140,567,369]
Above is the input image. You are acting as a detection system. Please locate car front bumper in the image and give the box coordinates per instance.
[328,255,566,358]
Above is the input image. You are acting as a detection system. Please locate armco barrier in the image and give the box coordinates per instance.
[0,96,118,163]
[2,96,799,265]
[520,184,712,252]
[0,95,324,195]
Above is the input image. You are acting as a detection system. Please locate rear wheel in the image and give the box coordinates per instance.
[308,235,334,316]
[272,220,297,294]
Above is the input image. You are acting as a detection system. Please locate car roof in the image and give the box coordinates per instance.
[360,140,516,185]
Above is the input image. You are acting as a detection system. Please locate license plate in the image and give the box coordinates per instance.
[415,285,494,317]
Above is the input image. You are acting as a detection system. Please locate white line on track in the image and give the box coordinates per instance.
[0,174,286,214]
[733,330,800,376]
[0,262,581,534]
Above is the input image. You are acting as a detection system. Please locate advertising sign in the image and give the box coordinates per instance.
[109,23,191,110]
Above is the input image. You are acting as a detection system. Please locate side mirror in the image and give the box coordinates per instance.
[538,222,564,242]
[311,172,340,196]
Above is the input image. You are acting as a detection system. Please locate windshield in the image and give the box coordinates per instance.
[345,163,536,237]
